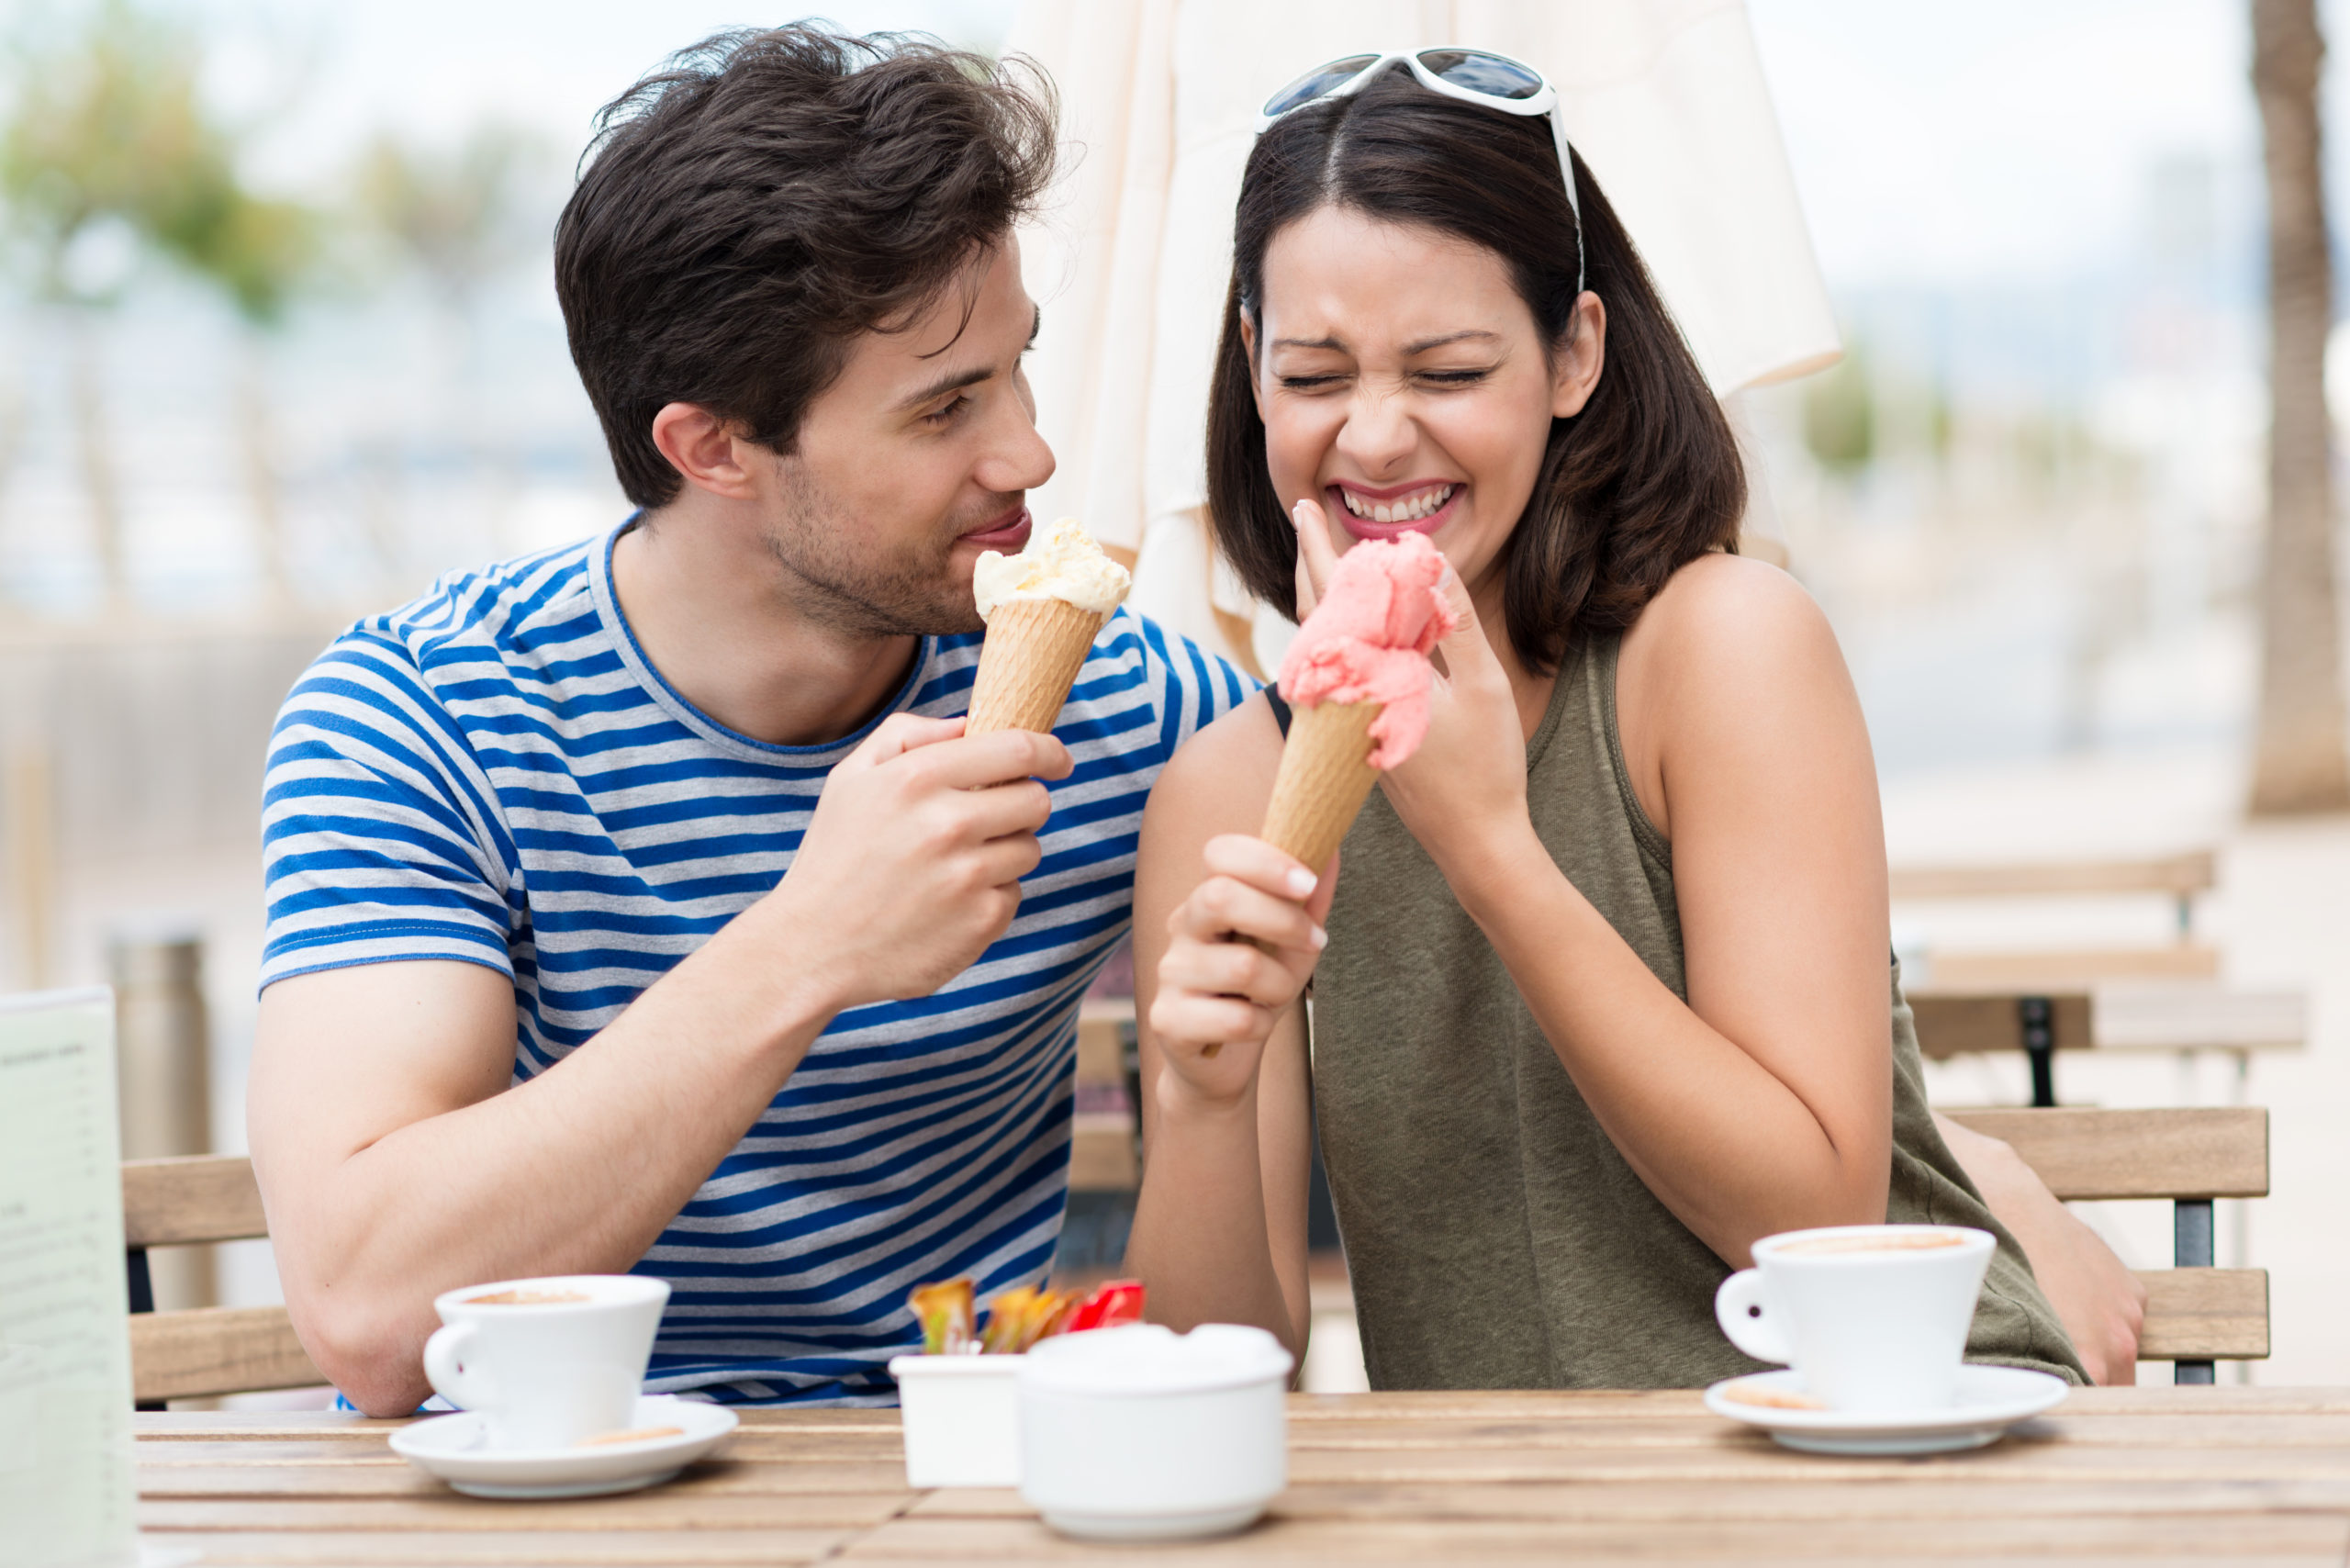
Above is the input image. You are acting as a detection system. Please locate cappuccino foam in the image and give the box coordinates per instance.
[465,1288,595,1305]
[1776,1232,1967,1257]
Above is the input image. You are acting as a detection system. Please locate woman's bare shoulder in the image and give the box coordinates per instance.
[1621,551,1848,707]
[1616,553,1863,837]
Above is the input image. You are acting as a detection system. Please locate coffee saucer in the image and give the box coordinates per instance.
[1703,1365,2069,1456]
[389,1394,738,1498]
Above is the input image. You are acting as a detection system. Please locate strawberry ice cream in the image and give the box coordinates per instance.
[1275,531,1458,768]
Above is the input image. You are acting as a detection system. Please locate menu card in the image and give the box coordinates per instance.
[0,988,137,1568]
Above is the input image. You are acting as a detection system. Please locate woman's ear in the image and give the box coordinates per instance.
[1551,292,1607,420]
[1239,312,1266,422]
[650,402,760,501]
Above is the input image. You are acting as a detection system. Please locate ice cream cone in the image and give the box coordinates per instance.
[966,597,1108,736]
[1259,699,1384,875]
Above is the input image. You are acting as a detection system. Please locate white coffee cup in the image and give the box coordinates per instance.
[422,1274,668,1450]
[1714,1224,1994,1413]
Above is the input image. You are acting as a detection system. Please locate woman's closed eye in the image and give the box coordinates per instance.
[1277,372,1349,391]
[1416,365,1496,387]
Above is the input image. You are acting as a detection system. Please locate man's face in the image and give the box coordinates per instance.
[757,236,1052,637]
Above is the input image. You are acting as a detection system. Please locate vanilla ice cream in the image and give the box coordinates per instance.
[973,517,1132,621]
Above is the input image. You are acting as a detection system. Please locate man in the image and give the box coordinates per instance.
[249,27,1247,1411]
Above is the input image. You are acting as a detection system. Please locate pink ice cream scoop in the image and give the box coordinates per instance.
[1276,530,1459,768]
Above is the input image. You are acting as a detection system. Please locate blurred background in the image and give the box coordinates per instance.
[4,0,2347,1389]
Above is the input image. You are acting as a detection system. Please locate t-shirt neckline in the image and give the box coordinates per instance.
[588,515,937,765]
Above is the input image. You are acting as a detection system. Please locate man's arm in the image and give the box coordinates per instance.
[1936,1112,2147,1385]
[251,715,1067,1415]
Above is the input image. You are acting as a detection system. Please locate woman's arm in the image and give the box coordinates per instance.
[1365,547,1895,1268]
[1124,697,1322,1361]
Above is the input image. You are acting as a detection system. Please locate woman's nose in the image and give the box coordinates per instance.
[1334,385,1417,476]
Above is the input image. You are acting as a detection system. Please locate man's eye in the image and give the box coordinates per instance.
[923,395,969,427]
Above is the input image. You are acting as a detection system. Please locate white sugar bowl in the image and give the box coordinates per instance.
[1016,1323,1293,1540]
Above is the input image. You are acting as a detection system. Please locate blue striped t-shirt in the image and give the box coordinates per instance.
[260,521,1248,1405]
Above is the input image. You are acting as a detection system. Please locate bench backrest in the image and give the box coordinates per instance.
[123,1155,322,1405]
[1889,851,2216,903]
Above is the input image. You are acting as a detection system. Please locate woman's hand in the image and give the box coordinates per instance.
[1150,834,1333,1114]
[1290,498,1534,881]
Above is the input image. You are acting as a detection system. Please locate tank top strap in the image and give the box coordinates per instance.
[1265,688,1293,737]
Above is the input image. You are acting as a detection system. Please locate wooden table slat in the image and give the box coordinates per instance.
[137,1529,857,1566]
[842,1512,2350,1562]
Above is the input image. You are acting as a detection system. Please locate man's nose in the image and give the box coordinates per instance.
[976,387,1056,496]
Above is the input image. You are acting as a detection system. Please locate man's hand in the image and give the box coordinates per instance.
[760,713,1071,1010]
[1936,1112,2147,1384]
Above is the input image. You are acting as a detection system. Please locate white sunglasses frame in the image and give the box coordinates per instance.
[1254,48,1584,293]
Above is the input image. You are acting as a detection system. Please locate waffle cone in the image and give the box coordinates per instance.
[966,598,1109,735]
[1259,700,1383,874]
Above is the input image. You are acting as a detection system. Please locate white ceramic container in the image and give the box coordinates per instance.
[1016,1324,1293,1541]
[889,1353,1024,1487]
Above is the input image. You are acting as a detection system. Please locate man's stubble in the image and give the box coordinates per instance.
[760,458,990,640]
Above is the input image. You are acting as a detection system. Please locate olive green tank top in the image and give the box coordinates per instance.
[1305,633,2086,1390]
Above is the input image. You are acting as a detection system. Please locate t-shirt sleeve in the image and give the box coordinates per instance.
[259,629,518,992]
[1128,610,1259,769]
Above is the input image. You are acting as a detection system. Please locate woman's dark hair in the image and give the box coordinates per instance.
[556,27,1057,508]
[1206,72,1744,673]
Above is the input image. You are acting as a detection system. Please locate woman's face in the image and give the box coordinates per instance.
[1246,205,1602,599]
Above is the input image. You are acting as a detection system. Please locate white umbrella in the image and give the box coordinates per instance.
[1009,0,1836,671]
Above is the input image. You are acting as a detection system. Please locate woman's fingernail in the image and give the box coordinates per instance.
[1310,924,1328,950]
[1291,499,1313,531]
[1287,868,1317,898]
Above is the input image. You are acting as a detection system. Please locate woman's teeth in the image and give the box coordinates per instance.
[1337,485,1456,524]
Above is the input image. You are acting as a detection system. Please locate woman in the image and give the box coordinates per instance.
[1124,55,2143,1388]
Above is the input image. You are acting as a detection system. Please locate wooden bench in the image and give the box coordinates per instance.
[1943,1106,2267,1383]
[1070,998,1140,1193]
[123,1155,322,1406]
[1894,851,2303,1105]
[1909,985,2306,1105]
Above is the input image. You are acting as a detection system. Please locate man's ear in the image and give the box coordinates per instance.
[650,402,760,500]
[1239,312,1265,422]
[1551,293,1607,420]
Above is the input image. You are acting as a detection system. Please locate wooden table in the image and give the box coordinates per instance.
[138,1387,2350,1564]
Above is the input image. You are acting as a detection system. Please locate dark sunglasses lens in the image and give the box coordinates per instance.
[1263,55,1381,118]
[1418,49,1544,100]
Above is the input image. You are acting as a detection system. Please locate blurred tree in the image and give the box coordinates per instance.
[355,126,543,563]
[1801,340,1874,476]
[2249,0,2350,813]
[0,0,316,606]
[356,125,540,318]
[0,0,207,605]
[154,159,318,602]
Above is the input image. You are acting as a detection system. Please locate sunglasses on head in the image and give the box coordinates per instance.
[1257,48,1583,292]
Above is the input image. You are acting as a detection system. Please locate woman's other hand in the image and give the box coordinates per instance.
[1150,834,1333,1112]
[1937,1111,2147,1384]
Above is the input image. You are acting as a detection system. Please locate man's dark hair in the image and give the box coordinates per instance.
[1206,73,1744,675]
[556,27,1058,508]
